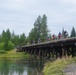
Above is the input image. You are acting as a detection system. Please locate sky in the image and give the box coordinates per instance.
[0,0,76,36]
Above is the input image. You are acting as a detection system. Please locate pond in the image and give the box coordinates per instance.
[0,56,46,75]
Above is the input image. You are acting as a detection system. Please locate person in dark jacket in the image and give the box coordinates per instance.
[64,31,68,38]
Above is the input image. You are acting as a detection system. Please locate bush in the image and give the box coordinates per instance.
[0,42,4,50]
[0,50,6,54]
[7,41,15,51]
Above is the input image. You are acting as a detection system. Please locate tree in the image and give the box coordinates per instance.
[34,15,42,39]
[41,14,49,41]
[13,35,20,47]
[7,41,14,50]
[1,30,6,42]
[6,29,11,41]
[0,42,4,50]
[0,29,28,50]
[28,14,49,43]
[19,33,26,46]
[70,27,76,37]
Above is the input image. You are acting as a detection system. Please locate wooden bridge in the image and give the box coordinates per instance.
[21,37,76,58]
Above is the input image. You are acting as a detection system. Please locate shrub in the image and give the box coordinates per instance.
[0,42,4,50]
[0,50,6,54]
[7,41,15,51]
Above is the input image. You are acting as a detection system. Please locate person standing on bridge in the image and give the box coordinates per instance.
[58,32,62,39]
[38,38,41,43]
[64,31,68,38]
[32,40,35,44]
[52,34,56,40]
[46,35,50,41]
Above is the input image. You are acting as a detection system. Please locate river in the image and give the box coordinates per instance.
[0,56,46,75]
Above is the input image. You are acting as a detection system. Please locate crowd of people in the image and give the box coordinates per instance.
[32,30,68,44]
[52,30,68,40]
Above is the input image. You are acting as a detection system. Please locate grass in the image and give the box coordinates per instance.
[0,50,30,59]
[43,57,76,75]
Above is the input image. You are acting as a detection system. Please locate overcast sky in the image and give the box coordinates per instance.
[0,0,76,36]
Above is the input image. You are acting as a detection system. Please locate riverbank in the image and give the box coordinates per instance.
[43,57,76,75]
[0,50,30,59]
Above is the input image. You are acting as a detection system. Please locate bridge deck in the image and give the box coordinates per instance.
[22,37,76,48]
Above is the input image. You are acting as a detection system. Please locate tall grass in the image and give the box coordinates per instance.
[43,57,73,75]
[0,50,30,58]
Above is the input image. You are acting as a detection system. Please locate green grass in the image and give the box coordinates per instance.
[43,57,75,75]
[0,50,30,58]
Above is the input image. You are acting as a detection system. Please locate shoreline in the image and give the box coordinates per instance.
[43,57,76,75]
[0,50,30,59]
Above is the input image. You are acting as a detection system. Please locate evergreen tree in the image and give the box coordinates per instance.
[6,29,11,41]
[0,42,4,50]
[0,29,27,50]
[28,14,49,43]
[70,27,76,37]
[1,30,6,42]
[11,31,15,43]
[19,33,26,46]
[6,41,14,50]
[28,28,37,43]
[34,15,42,39]
[4,29,11,50]
[13,35,20,47]
[41,14,49,41]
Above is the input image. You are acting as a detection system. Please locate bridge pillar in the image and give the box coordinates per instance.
[42,48,45,57]
[34,49,36,55]
[38,49,42,57]
[58,47,62,58]
[74,45,76,56]
[45,47,51,58]
[52,48,55,58]
[62,47,65,58]
[37,49,39,56]
[45,50,47,57]
[55,47,59,58]
[48,48,51,58]
[26,49,28,53]
[66,47,69,57]
[71,46,76,57]
[30,49,32,55]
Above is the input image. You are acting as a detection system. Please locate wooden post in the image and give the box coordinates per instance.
[52,48,55,58]
[55,47,59,58]
[42,49,45,57]
[71,46,74,57]
[48,49,51,58]
[38,49,41,57]
[62,47,65,58]
[34,49,36,55]
[58,47,62,58]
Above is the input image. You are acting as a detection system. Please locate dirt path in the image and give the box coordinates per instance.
[63,63,76,75]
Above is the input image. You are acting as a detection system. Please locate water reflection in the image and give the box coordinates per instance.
[0,57,45,75]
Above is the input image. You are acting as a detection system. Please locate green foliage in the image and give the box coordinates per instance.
[28,14,49,43]
[0,42,4,50]
[41,14,49,41]
[0,50,6,54]
[70,27,76,37]
[12,35,20,47]
[43,58,72,75]
[0,29,27,51]
[7,41,14,51]
[19,33,26,46]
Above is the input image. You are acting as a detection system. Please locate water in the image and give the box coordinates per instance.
[0,57,45,75]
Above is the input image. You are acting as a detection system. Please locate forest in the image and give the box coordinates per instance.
[0,14,76,51]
